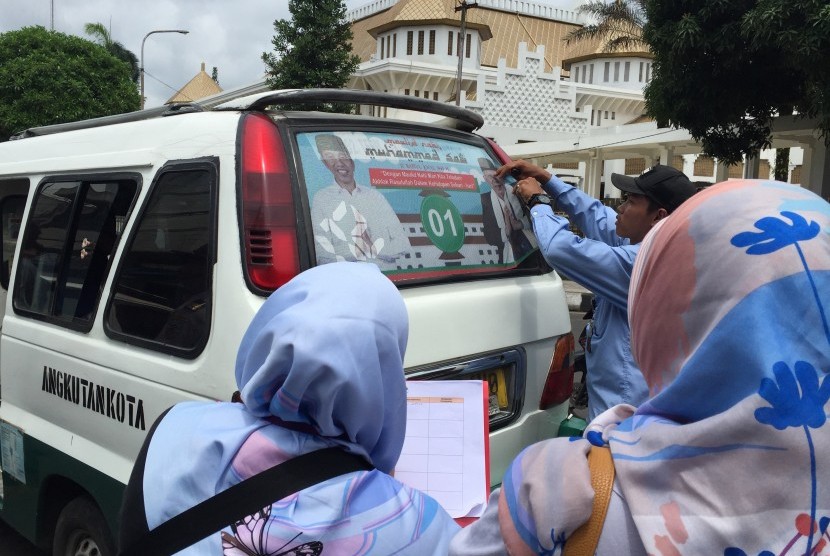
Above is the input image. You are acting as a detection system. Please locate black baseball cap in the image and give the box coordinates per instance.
[611,164,696,214]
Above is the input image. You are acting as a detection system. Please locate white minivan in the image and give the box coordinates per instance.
[0,89,574,555]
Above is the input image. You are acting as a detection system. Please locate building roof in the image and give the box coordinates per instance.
[167,62,223,104]
[365,0,492,39]
[350,0,582,73]
[561,31,651,70]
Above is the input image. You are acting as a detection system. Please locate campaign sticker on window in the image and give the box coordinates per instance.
[297,130,538,279]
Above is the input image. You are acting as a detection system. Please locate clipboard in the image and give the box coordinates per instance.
[395,380,490,524]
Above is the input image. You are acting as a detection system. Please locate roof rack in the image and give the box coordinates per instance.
[10,88,484,140]
[10,103,205,140]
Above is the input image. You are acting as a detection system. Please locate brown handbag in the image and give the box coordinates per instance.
[562,445,616,556]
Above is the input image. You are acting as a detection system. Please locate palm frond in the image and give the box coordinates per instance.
[565,0,647,52]
[84,22,113,49]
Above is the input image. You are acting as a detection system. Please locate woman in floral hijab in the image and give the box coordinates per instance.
[451,179,830,555]
[120,262,459,554]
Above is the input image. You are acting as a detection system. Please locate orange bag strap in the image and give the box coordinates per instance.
[562,445,616,556]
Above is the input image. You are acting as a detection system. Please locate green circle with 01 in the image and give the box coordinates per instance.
[420,195,465,253]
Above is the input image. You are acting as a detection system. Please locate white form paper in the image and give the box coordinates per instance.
[395,380,488,518]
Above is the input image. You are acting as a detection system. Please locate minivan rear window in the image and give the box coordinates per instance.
[297,131,539,282]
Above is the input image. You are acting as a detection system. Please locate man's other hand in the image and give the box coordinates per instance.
[495,159,551,185]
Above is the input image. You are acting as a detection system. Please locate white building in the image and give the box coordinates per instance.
[343,0,828,197]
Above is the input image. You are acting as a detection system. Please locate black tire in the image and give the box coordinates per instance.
[52,496,115,556]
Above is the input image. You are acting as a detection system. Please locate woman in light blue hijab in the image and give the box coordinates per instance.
[119,262,459,554]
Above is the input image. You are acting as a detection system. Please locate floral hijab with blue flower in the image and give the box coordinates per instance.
[614,179,830,554]
[481,180,828,556]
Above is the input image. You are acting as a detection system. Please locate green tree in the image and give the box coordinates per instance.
[565,0,647,52]
[643,0,830,167]
[84,22,140,83]
[261,0,360,112]
[0,26,141,140]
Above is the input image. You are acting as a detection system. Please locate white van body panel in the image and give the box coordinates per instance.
[2,268,569,485]
[404,273,569,368]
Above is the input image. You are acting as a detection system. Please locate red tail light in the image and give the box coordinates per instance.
[240,113,299,290]
[486,138,514,166]
[539,333,575,410]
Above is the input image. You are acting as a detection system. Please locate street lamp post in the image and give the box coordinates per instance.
[140,29,189,110]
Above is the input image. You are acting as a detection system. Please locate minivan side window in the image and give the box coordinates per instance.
[13,177,138,328]
[105,164,216,358]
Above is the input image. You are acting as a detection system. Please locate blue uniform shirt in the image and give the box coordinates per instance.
[528,175,649,420]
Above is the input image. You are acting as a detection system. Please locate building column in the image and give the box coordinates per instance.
[714,160,730,183]
[584,153,603,199]
[683,154,695,177]
[802,140,830,199]
[743,151,760,179]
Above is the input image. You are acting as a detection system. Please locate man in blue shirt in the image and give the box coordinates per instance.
[498,162,696,420]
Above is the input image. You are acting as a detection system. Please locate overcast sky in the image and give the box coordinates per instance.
[1,0,580,108]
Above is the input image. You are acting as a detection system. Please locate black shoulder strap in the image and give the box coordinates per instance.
[119,447,372,556]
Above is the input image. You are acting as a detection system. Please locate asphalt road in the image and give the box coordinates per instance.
[0,519,42,555]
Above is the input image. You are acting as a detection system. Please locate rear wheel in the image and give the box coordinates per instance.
[52,496,115,556]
